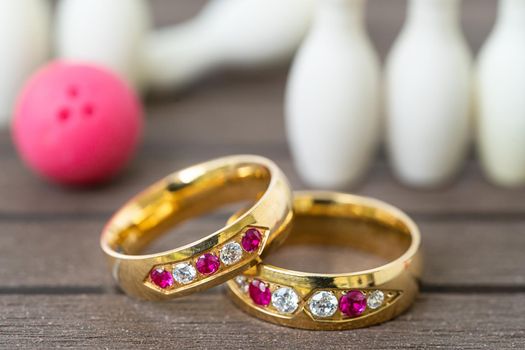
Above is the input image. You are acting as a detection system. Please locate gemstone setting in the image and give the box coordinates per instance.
[367,290,385,309]
[339,290,367,317]
[249,279,271,306]
[234,275,249,293]
[172,263,196,284]
[271,287,300,314]
[308,291,338,318]
[241,228,262,252]
[220,242,243,265]
[150,267,174,289]
[196,253,220,275]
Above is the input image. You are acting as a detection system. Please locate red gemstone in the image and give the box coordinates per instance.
[150,268,174,289]
[339,290,367,317]
[196,253,220,275]
[249,279,271,306]
[241,228,262,252]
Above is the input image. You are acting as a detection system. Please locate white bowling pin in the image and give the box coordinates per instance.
[56,0,151,90]
[0,0,51,127]
[145,0,315,91]
[385,0,473,187]
[477,0,525,187]
[285,0,381,189]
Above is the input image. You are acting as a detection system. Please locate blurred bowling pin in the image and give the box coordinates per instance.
[145,0,315,92]
[0,0,51,127]
[56,0,151,90]
[385,0,472,187]
[477,0,525,187]
[286,0,381,189]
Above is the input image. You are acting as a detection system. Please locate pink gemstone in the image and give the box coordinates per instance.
[241,228,262,252]
[249,279,271,306]
[150,268,174,289]
[196,253,220,275]
[339,290,367,317]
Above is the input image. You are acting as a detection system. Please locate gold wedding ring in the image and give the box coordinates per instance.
[100,155,293,300]
[226,191,422,330]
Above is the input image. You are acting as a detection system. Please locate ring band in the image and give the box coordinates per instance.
[100,155,293,300]
[226,191,422,330]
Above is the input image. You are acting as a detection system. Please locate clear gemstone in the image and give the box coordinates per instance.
[308,291,338,318]
[235,275,249,293]
[220,242,243,265]
[172,262,196,284]
[271,287,300,314]
[367,290,384,309]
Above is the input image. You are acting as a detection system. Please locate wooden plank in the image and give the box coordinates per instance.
[0,292,523,349]
[1,147,525,216]
[0,220,112,288]
[1,219,524,289]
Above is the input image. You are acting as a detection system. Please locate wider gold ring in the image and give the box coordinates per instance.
[100,155,293,300]
[226,191,422,330]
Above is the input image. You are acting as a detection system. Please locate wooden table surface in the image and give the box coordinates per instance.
[1,1,524,349]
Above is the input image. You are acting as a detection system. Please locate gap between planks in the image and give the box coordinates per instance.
[1,284,525,296]
[0,211,525,223]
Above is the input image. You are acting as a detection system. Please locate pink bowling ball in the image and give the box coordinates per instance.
[13,62,143,186]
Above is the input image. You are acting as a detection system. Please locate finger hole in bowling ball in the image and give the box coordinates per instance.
[82,103,95,118]
[57,107,70,122]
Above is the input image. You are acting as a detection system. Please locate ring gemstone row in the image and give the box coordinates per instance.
[146,228,263,291]
[234,276,391,319]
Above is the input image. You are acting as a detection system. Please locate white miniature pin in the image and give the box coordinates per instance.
[56,0,151,90]
[285,0,381,189]
[145,0,315,92]
[385,0,473,187]
[0,0,51,127]
[477,0,525,187]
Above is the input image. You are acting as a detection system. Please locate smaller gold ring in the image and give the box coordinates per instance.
[100,155,293,300]
[226,191,422,330]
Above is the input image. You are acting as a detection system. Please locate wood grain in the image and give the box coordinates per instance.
[2,144,525,216]
[0,292,523,349]
[1,218,524,289]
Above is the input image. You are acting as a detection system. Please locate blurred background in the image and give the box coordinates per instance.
[151,0,496,56]
[1,0,522,255]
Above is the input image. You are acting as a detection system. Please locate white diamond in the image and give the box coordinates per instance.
[271,287,300,314]
[308,291,338,318]
[367,290,384,309]
[235,275,249,293]
[172,262,196,284]
[220,242,243,265]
